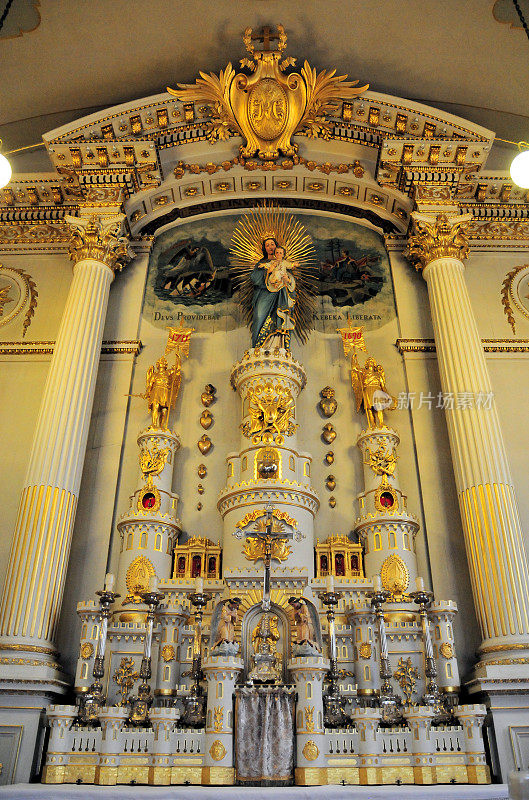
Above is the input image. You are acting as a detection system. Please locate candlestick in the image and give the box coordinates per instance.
[194,576,204,595]
[415,576,425,592]
[104,572,115,592]
[372,574,382,591]
[326,574,335,592]
[149,575,159,592]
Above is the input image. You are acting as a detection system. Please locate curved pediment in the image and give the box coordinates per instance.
[8,25,527,241]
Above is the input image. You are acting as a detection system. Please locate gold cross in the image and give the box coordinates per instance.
[251,25,280,52]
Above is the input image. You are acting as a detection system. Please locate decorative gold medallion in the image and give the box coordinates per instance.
[161,645,175,662]
[440,642,454,659]
[137,483,161,513]
[325,475,336,492]
[168,26,368,161]
[328,496,336,508]
[302,740,319,761]
[80,642,94,660]
[209,740,226,762]
[325,451,334,465]
[198,463,207,478]
[358,642,372,660]
[381,554,409,597]
[126,556,156,601]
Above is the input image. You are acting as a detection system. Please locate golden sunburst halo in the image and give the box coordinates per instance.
[229,201,316,270]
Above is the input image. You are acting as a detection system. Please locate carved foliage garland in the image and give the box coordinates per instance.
[0,265,38,336]
[501,264,529,334]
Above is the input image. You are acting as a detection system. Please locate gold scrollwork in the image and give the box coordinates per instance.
[113,657,139,706]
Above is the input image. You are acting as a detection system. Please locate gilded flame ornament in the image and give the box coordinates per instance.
[168,25,368,161]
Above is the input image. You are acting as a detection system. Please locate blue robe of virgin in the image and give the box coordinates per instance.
[251,259,295,347]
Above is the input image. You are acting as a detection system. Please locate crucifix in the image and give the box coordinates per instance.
[251,26,281,53]
[246,503,290,611]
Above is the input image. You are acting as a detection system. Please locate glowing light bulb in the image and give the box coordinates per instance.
[0,153,12,189]
[510,149,529,189]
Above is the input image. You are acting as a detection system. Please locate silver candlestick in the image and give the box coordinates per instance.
[321,590,350,728]
[181,589,211,727]
[126,588,165,727]
[74,582,120,727]
[409,588,450,723]
[366,586,402,726]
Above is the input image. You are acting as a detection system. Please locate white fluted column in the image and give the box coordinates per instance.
[406,213,529,659]
[0,214,131,683]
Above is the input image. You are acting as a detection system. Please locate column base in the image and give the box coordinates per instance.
[0,691,64,783]
[467,660,529,781]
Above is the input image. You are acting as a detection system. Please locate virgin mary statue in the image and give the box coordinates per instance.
[230,204,316,350]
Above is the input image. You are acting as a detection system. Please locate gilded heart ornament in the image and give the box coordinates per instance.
[198,434,212,454]
[200,409,213,429]
[322,423,336,444]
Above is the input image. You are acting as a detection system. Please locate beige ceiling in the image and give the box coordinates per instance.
[2,0,528,171]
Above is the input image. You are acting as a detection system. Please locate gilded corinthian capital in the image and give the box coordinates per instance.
[65,214,132,272]
[405,212,472,271]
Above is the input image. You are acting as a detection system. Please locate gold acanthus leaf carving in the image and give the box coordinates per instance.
[213,706,224,731]
[405,212,472,271]
[66,214,132,272]
[168,25,367,161]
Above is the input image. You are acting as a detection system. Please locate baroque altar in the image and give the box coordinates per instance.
[40,204,489,788]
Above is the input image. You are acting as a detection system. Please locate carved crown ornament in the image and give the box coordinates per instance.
[168,24,368,161]
[405,212,473,271]
[65,214,132,272]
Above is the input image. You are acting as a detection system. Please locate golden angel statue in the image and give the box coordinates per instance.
[143,356,179,430]
[351,354,397,429]
[230,202,317,350]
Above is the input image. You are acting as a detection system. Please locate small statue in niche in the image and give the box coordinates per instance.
[289,597,322,656]
[209,598,242,656]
